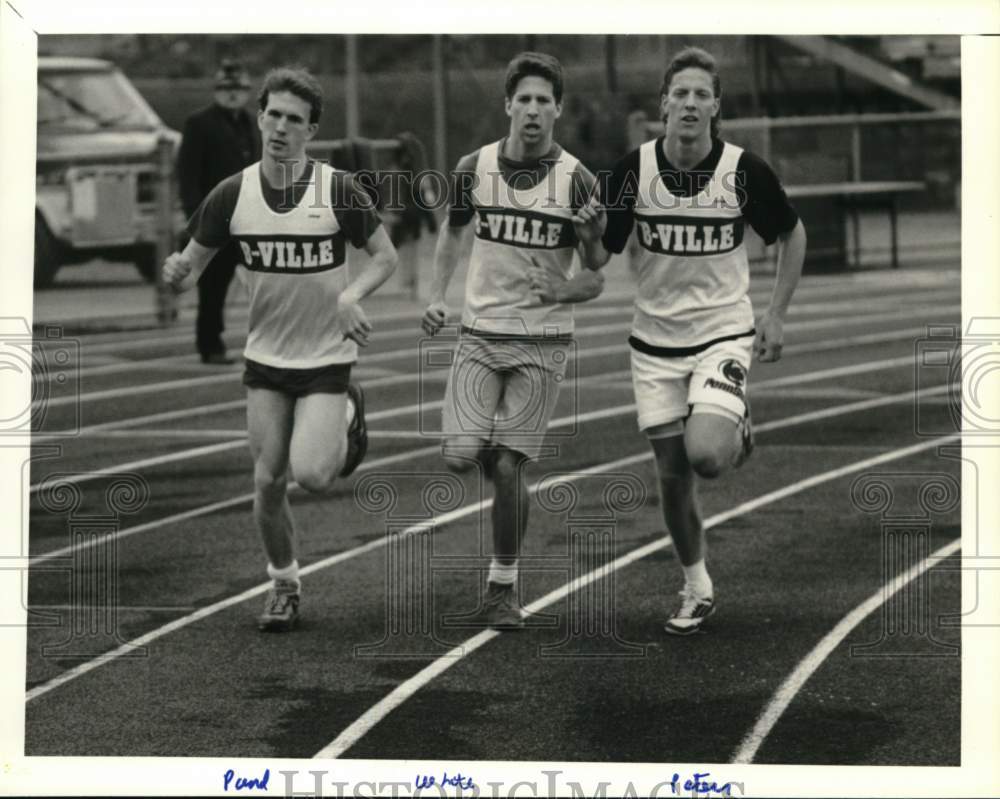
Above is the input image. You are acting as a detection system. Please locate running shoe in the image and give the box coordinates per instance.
[339,383,369,477]
[482,582,526,630]
[663,585,715,636]
[733,397,754,469]
[258,579,300,632]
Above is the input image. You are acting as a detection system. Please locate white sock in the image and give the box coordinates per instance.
[345,395,356,424]
[267,560,300,589]
[488,559,518,586]
[681,559,713,597]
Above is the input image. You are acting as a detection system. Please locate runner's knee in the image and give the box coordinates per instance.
[289,434,345,493]
[491,446,526,483]
[685,410,739,479]
[254,461,288,498]
[687,449,727,479]
[293,455,339,493]
[649,426,690,480]
[685,436,731,479]
[298,468,337,494]
[442,438,484,474]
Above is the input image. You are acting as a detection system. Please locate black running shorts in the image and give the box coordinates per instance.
[242,358,353,397]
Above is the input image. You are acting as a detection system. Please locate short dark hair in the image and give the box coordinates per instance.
[504,52,564,104]
[257,67,323,124]
[660,46,722,137]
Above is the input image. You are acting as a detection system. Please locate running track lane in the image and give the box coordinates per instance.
[25,388,955,705]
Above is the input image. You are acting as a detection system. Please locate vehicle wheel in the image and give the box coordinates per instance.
[34,214,62,289]
[134,245,158,283]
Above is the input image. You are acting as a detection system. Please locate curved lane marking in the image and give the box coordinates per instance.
[730,535,961,764]
[313,433,958,758]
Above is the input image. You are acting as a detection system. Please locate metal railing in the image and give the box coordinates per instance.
[631,109,961,270]
[636,109,960,189]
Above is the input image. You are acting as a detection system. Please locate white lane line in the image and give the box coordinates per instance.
[32,322,929,440]
[37,296,540,356]
[35,371,240,409]
[35,299,630,379]
[754,386,887,400]
[577,384,886,401]
[314,432,960,758]
[575,353,919,393]
[33,399,249,440]
[32,316,944,443]
[31,605,198,612]
[27,350,924,495]
[37,276,956,357]
[757,355,914,387]
[730,535,962,765]
[32,303,958,409]
[25,386,955,703]
[28,349,950,563]
[29,441,246,495]
[54,429,247,440]
[27,399,619,555]
[28,444,438,566]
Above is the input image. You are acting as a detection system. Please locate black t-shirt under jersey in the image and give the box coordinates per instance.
[601,136,799,253]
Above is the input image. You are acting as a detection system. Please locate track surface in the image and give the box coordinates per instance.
[24,268,962,765]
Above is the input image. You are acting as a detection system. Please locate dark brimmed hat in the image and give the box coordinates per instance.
[215,59,251,90]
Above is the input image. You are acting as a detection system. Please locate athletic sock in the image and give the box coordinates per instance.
[267,560,301,592]
[681,559,713,598]
[345,394,356,425]
[488,559,518,586]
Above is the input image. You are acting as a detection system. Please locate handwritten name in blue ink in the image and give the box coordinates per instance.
[415,772,476,791]
[224,767,270,791]
[671,772,733,796]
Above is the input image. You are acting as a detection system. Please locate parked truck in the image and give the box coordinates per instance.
[35,56,182,288]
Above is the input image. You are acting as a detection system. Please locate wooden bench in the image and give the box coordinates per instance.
[785,181,925,269]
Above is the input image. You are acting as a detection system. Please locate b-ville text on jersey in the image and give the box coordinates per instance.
[635,214,744,256]
[236,234,347,274]
[475,207,577,250]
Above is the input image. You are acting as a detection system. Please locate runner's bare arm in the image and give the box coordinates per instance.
[162,238,221,294]
[755,219,807,363]
[573,195,610,272]
[337,226,399,347]
[422,222,472,336]
[528,257,605,305]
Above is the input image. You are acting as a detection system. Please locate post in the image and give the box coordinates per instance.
[345,34,360,139]
[748,37,762,117]
[431,35,448,175]
[605,35,618,95]
[850,123,862,266]
[850,122,862,181]
[889,193,899,269]
[154,135,177,326]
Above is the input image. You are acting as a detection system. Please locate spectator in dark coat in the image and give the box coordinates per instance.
[178,60,260,364]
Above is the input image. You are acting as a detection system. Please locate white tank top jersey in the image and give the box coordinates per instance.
[229,162,358,368]
[462,140,579,338]
[632,139,754,348]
